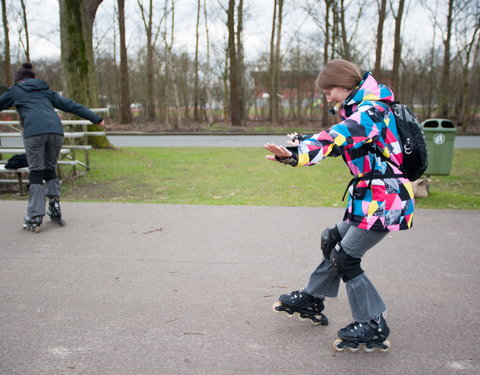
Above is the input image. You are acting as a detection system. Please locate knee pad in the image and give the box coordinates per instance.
[44,169,57,182]
[321,225,342,261]
[329,245,364,282]
[29,170,44,185]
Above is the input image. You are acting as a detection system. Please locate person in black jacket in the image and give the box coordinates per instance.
[0,62,104,232]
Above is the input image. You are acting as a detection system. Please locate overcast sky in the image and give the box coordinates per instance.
[7,0,439,69]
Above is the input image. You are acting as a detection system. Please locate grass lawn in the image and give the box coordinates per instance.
[1,148,479,209]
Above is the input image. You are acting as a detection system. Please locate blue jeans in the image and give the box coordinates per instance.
[303,221,388,323]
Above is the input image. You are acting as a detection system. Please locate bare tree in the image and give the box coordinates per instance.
[456,1,480,130]
[137,0,164,121]
[374,0,387,80]
[193,0,201,121]
[270,0,284,124]
[269,0,277,123]
[19,0,30,62]
[303,0,334,125]
[236,0,245,124]
[203,0,214,124]
[1,0,12,87]
[162,0,182,128]
[438,0,454,117]
[59,0,112,148]
[117,0,132,123]
[226,0,242,125]
[390,0,405,94]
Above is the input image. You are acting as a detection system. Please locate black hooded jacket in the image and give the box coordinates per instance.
[0,78,102,139]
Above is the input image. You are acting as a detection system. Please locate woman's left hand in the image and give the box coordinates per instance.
[264,143,292,161]
[286,132,300,146]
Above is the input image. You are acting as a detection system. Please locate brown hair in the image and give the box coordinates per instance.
[316,59,362,90]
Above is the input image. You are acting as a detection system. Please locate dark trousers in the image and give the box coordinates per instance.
[24,134,64,217]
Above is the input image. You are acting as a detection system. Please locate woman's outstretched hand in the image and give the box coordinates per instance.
[264,143,293,161]
[286,132,300,146]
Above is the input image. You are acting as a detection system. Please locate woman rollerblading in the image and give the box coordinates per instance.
[333,315,391,353]
[273,290,328,325]
[265,59,417,352]
[0,63,103,232]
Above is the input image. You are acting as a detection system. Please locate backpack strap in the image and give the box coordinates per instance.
[368,100,404,173]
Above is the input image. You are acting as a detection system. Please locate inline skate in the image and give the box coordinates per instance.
[272,290,328,326]
[22,215,43,233]
[47,198,65,226]
[333,315,391,354]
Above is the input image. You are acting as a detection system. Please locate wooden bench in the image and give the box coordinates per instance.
[0,160,78,195]
[0,108,108,193]
[61,145,93,170]
[0,131,102,139]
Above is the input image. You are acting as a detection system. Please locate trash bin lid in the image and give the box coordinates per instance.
[422,118,456,131]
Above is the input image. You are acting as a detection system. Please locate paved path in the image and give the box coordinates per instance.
[1,201,479,374]
[1,134,479,148]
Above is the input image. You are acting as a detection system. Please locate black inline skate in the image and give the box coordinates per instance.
[333,315,391,354]
[272,290,328,326]
[47,198,65,226]
[22,215,43,233]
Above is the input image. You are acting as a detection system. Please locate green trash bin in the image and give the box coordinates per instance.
[421,118,456,175]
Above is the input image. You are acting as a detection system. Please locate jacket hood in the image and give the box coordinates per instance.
[15,78,49,92]
[344,72,394,107]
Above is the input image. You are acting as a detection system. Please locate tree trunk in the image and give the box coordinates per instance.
[459,25,479,131]
[269,0,277,122]
[321,0,331,126]
[2,0,12,87]
[20,0,30,62]
[374,0,387,80]
[236,0,245,124]
[59,0,112,148]
[193,0,200,121]
[391,0,405,94]
[223,47,229,123]
[274,0,283,124]
[438,0,454,117]
[117,0,132,124]
[339,0,350,60]
[227,0,241,125]
[203,0,214,124]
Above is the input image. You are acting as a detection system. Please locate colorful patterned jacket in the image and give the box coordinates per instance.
[289,72,414,232]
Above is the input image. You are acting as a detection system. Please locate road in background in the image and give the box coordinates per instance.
[1,134,478,148]
[107,134,479,148]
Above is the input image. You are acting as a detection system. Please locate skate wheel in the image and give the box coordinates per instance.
[380,340,391,352]
[295,312,308,320]
[363,340,391,353]
[310,314,329,326]
[272,302,282,313]
[332,338,359,353]
[332,338,344,352]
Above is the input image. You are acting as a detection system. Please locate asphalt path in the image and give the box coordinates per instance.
[1,134,479,148]
[1,201,479,374]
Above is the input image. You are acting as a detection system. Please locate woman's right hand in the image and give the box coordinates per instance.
[264,143,293,161]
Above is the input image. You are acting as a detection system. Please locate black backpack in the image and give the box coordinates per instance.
[5,154,29,169]
[376,102,428,182]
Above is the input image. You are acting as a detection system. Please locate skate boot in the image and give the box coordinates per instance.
[47,198,65,226]
[22,215,43,233]
[272,290,328,325]
[333,315,391,354]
